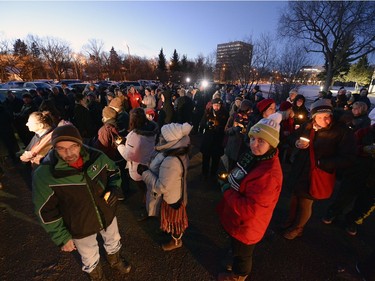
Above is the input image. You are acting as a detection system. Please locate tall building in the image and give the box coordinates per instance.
[215,41,253,83]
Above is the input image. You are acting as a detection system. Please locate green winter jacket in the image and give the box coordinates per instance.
[32,145,121,247]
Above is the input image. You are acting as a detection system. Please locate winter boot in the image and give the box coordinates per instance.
[161,237,183,251]
[217,272,248,281]
[106,251,131,274]
[283,227,304,240]
[88,262,108,281]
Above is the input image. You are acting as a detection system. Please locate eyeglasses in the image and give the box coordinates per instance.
[54,143,81,153]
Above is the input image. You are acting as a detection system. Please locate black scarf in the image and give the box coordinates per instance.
[228,148,276,191]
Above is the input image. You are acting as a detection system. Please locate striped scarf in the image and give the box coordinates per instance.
[228,148,276,191]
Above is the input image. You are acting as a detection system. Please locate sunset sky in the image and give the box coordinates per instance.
[0,1,287,59]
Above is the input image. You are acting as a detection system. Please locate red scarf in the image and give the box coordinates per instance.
[68,156,84,169]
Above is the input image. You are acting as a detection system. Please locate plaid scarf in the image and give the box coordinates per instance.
[228,148,276,191]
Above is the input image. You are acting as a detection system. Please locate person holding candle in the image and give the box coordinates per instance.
[283,99,356,239]
[217,116,283,281]
[292,94,309,129]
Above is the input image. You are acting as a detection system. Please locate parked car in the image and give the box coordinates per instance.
[0,88,28,102]
[56,79,82,86]
[23,82,52,90]
[119,81,141,92]
[69,83,90,94]
[2,81,24,89]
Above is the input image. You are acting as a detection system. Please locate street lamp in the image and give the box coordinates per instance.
[186,77,190,87]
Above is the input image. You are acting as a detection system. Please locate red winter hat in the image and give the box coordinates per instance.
[257,98,275,113]
[279,101,293,111]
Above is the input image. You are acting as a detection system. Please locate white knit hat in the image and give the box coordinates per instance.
[161,123,192,142]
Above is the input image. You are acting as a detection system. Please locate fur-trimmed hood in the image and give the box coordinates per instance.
[132,120,159,137]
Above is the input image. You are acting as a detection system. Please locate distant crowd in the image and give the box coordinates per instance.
[0,81,374,281]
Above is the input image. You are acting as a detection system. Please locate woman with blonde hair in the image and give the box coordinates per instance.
[20,111,55,168]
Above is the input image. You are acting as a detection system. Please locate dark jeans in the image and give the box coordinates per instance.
[328,158,372,217]
[202,151,221,177]
[116,160,129,194]
[346,184,375,225]
[132,179,147,205]
[231,236,256,276]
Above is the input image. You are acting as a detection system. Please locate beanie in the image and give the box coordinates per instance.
[279,101,293,111]
[257,98,275,113]
[109,97,123,109]
[145,108,156,116]
[310,99,333,118]
[102,106,117,120]
[289,88,298,95]
[211,98,223,105]
[248,117,280,148]
[51,125,83,147]
[240,99,253,112]
[161,122,192,142]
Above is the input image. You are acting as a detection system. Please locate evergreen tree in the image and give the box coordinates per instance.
[345,55,373,87]
[156,48,168,82]
[109,46,122,80]
[180,55,188,72]
[170,49,180,72]
[13,39,28,57]
[30,42,40,58]
[157,48,167,71]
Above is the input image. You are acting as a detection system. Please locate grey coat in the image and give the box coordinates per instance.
[142,136,190,216]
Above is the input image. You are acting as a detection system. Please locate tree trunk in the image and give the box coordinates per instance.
[324,63,334,92]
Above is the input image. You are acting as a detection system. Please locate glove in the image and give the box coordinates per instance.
[137,164,148,175]
[104,191,118,207]
[221,183,230,193]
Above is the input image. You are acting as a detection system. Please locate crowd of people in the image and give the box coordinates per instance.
[0,81,374,281]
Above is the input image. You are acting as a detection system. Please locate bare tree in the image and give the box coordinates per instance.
[30,35,72,80]
[0,39,12,81]
[279,1,375,91]
[83,39,105,80]
[277,41,311,82]
[252,33,277,80]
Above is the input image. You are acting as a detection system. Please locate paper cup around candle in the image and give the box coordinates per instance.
[300,137,310,143]
[104,192,111,202]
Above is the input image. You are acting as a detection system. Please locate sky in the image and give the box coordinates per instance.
[0,1,287,60]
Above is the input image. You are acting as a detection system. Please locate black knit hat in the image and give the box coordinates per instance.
[211,98,223,105]
[51,125,83,147]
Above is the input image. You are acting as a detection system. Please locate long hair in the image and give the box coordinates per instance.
[128,107,147,131]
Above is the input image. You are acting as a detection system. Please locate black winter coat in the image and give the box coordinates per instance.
[200,107,229,154]
[287,120,356,199]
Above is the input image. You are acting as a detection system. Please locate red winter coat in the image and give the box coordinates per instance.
[128,92,142,109]
[217,153,282,245]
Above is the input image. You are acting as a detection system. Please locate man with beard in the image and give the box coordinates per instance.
[33,125,131,280]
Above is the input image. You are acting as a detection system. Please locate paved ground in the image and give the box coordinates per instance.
[0,134,374,281]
